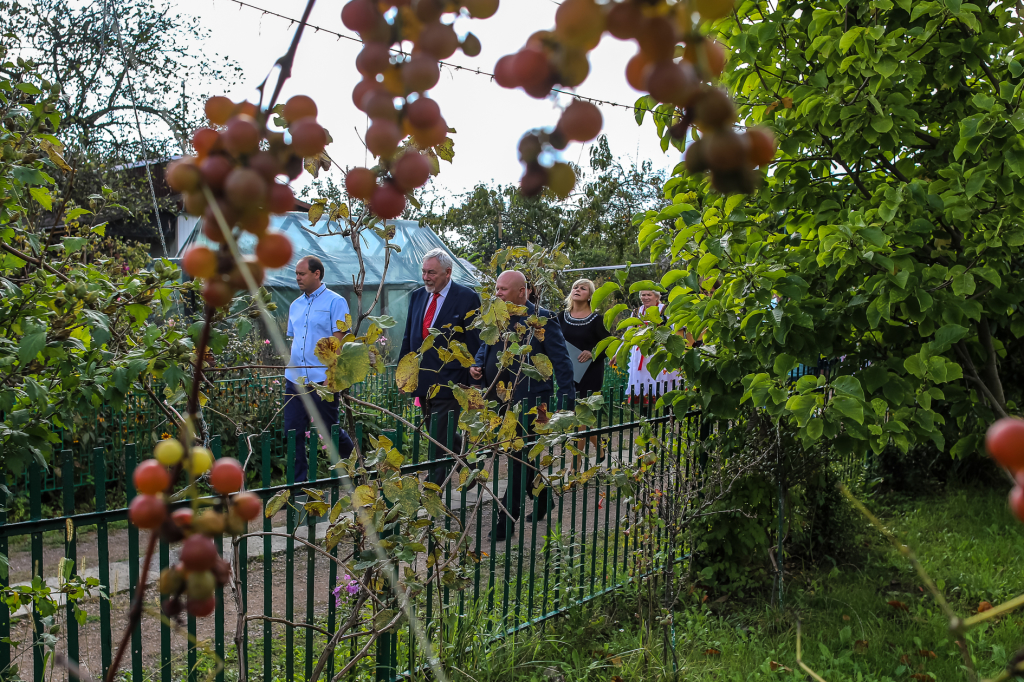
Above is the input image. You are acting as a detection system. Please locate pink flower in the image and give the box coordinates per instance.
[333,575,359,605]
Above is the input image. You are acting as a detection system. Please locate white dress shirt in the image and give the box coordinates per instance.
[423,279,452,330]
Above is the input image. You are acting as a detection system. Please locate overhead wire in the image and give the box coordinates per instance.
[225,0,664,116]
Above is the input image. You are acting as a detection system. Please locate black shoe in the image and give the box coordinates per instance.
[525,499,549,523]
[491,519,515,542]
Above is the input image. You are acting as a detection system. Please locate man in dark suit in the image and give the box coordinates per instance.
[470,270,576,541]
[400,248,481,486]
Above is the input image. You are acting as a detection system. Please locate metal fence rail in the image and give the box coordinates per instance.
[1,382,701,682]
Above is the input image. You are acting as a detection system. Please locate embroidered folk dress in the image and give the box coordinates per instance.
[626,303,683,400]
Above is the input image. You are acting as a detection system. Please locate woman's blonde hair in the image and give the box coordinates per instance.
[564,278,596,310]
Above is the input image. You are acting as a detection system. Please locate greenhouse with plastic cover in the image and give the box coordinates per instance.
[175,213,480,360]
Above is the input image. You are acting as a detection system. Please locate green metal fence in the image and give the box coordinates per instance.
[16,362,629,501]
[2,381,711,682]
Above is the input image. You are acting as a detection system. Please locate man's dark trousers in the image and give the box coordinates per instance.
[423,396,462,487]
[498,393,553,525]
[284,380,354,482]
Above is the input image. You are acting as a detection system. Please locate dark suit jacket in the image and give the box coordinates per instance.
[473,301,576,410]
[400,281,482,400]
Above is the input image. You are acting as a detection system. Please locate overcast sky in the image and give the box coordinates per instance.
[175,0,678,200]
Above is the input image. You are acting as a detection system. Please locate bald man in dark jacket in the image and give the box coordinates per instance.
[470,270,575,541]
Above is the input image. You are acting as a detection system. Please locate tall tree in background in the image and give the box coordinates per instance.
[611,0,1024,461]
[1,0,240,227]
[420,135,669,272]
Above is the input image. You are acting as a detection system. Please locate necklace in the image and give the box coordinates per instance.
[562,310,596,326]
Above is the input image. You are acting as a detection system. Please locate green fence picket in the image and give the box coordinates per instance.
[261,432,273,682]
[28,459,42,682]
[61,449,79,668]
[237,434,249,678]
[0,484,7,677]
[159,534,170,682]
[306,429,318,682]
[125,443,143,682]
[93,446,113,679]
[326,424,341,682]
[211,436,225,682]
[285,430,296,682]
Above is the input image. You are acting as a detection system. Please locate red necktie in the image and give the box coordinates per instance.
[422,292,440,339]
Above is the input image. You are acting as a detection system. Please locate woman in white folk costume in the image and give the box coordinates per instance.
[627,290,683,401]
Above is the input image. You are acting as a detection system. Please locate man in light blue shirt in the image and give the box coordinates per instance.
[284,255,354,482]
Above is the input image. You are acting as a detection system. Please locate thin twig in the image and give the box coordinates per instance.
[0,241,72,283]
[244,615,331,637]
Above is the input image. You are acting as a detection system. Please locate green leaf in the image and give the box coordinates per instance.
[29,187,52,210]
[785,394,818,425]
[325,342,371,392]
[859,227,887,247]
[932,323,968,350]
[904,354,926,379]
[125,304,152,326]
[973,266,1001,288]
[831,396,864,424]
[696,253,720,277]
[831,376,865,400]
[591,281,620,309]
[871,115,894,133]
[18,331,46,363]
[236,318,253,338]
[603,303,628,330]
[627,280,665,295]
[62,237,88,254]
[806,417,824,440]
[265,491,289,517]
[773,354,798,378]
[839,27,863,53]
[422,491,444,518]
[965,171,986,198]
[12,166,53,185]
[435,137,455,163]
[397,479,420,516]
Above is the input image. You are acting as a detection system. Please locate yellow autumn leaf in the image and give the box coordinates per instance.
[40,140,72,172]
[447,340,475,367]
[314,336,341,366]
[396,352,420,393]
[265,490,290,517]
[363,322,383,346]
[532,353,553,380]
[385,448,404,469]
[352,484,377,507]
[308,200,326,224]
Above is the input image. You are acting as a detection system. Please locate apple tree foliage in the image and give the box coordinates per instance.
[598,0,1024,460]
[0,54,267,478]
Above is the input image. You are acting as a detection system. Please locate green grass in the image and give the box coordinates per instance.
[442,484,1024,682]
